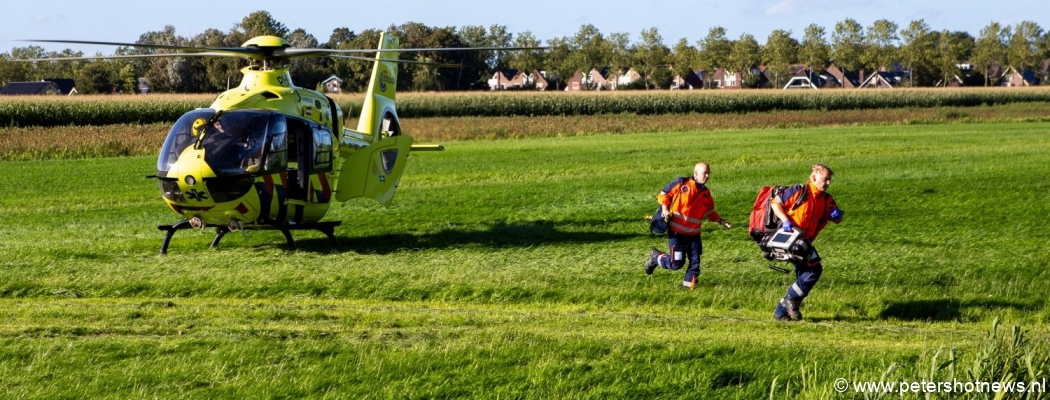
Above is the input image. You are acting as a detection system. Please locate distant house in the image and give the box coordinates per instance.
[565,70,586,91]
[43,78,76,95]
[529,69,553,91]
[710,67,767,89]
[322,76,343,93]
[138,77,149,94]
[859,71,897,88]
[824,64,862,88]
[783,66,826,89]
[998,67,1040,87]
[488,70,509,90]
[614,68,643,89]
[710,68,737,89]
[588,68,612,90]
[752,66,770,88]
[564,68,613,91]
[488,70,527,90]
[0,81,61,95]
[671,70,704,90]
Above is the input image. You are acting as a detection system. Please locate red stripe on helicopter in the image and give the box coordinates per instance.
[236,203,250,215]
[318,173,331,203]
[263,174,275,195]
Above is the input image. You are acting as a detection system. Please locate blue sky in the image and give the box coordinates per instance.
[2,0,1047,55]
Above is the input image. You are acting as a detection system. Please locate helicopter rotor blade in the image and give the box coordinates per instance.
[11,52,241,62]
[298,45,546,55]
[17,39,543,64]
[327,54,461,67]
[19,39,268,59]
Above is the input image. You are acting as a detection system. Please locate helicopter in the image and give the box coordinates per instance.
[21,34,538,254]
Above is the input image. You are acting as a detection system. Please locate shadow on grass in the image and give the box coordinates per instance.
[294,219,636,254]
[878,299,1041,322]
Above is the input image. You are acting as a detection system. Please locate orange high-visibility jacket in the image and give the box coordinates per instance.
[658,177,722,235]
[777,182,840,241]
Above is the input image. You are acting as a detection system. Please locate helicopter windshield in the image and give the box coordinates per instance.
[158,109,287,177]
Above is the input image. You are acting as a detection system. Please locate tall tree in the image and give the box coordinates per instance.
[763,29,798,88]
[863,19,899,71]
[543,36,573,89]
[324,27,357,91]
[567,24,609,77]
[798,24,830,74]
[900,19,937,86]
[75,61,118,94]
[728,33,762,88]
[138,25,192,92]
[1006,21,1043,71]
[194,28,240,91]
[697,26,732,78]
[506,31,544,74]
[456,25,494,89]
[286,28,329,90]
[326,28,357,49]
[488,24,513,72]
[634,27,670,89]
[727,33,762,72]
[671,38,700,80]
[831,18,865,72]
[607,32,633,77]
[343,29,383,92]
[0,52,32,84]
[237,11,290,38]
[972,22,1008,86]
[934,30,974,86]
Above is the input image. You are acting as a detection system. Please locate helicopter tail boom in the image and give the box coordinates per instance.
[357,33,400,136]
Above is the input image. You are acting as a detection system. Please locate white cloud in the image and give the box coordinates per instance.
[765,0,798,17]
[31,14,65,24]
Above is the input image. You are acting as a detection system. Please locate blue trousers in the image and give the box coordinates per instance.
[657,231,703,287]
[774,247,823,318]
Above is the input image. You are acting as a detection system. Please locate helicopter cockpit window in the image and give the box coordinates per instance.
[313,126,333,172]
[201,110,272,176]
[263,114,288,173]
[158,108,215,175]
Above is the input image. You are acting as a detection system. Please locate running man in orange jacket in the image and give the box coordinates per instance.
[772,164,843,321]
[645,162,733,289]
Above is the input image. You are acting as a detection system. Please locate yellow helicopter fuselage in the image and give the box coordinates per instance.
[156,34,414,237]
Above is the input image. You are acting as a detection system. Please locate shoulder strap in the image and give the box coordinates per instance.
[789,184,808,211]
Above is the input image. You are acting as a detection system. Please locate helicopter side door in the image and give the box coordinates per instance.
[284,117,333,204]
[335,133,413,206]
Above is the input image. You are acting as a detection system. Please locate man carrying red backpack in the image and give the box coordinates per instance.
[772,164,843,321]
[644,162,733,289]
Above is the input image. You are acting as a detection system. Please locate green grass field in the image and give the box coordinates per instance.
[1,122,1048,398]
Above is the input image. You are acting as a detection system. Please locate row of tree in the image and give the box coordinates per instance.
[1,11,1048,94]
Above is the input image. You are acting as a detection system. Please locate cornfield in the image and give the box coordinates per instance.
[3,88,1050,127]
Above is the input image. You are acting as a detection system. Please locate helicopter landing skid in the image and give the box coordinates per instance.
[158,220,342,255]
